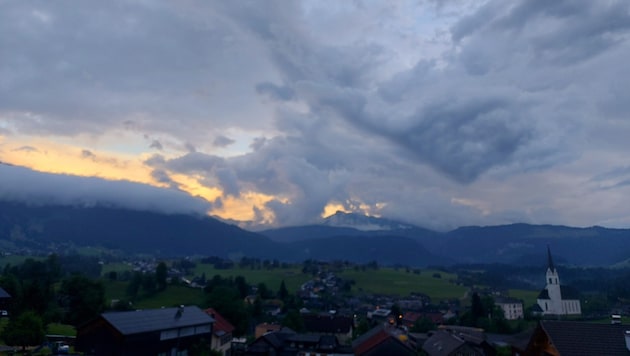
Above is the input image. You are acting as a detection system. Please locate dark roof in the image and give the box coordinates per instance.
[101,306,214,336]
[424,327,494,356]
[303,314,352,334]
[494,297,522,304]
[0,287,10,299]
[353,325,392,355]
[539,320,630,356]
[248,330,351,355]
[423,330,465,356]
[205,308,235,335]
[547,245,556,272]
[537,286,580,300]
[352,325,414,356]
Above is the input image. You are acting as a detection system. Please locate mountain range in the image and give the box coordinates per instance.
[1,199,630,267]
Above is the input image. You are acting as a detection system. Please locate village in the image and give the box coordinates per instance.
[1,247,629,355]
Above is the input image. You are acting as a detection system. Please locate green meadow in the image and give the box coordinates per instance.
[339,268,467,301]
[508,289,540,308]
[192,265,308,294]
[100,262,469,303]
[102,280,205,310]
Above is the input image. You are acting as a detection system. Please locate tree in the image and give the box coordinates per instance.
[156,262,168,291]
[126,272,142,300]
[142,273,157,295]
[471,292,484,324]
[58,275,105,326]
[257,282,271,299]
[282,310,305,332]
[206,286,249,335]
[2,311,45,351]
[235,275,249,298]
[278,280,289,301]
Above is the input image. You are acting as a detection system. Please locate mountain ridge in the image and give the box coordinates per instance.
[1,199,629,267]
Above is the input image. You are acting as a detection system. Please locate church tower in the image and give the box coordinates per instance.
[545,246,562,314]
[536,246,581,315]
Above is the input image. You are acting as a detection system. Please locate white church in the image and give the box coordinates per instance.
[536,246,581,316]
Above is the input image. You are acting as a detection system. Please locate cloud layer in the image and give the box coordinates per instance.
[2,0,630,230]
[0,164,211,215]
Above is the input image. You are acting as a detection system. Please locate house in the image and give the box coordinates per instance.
[422,326,496,356]
[246,328,353,355]
[0,287,11,314]
[402,311,444,328]
[254,322,283,338]
[302,313,353,344]
[494,297,524,320]
[352,325,416,356]
[205,308,235,356]
[402,311,423,328]
[76,305,214,356]
[536,247,581,316]
[522,320,630,355]
[368,308,393,324]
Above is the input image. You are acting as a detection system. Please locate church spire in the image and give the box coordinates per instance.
[547,245,556,272]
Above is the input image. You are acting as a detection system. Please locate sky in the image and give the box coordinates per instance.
[1,0,630,231]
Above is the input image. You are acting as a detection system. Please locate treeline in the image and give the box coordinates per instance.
[0,255,107,348]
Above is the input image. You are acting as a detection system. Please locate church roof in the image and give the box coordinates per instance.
[547,245,556,272]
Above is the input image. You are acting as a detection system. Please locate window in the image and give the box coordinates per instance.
[160,329,178,341]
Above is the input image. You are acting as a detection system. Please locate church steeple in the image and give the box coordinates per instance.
[547,245,555,272]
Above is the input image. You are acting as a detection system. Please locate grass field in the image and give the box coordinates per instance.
[99,263,468,301]
[102,280,206,310]
[508,289,540,308]
[101,262,133,276]
[0,255,43,267]
[192,265,309,294]
[47,323,76,336]
[339,268,467,301]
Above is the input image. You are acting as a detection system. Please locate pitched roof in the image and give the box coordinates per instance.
[101,306,214,336]
[539,320,630,356]
[0,287,10,299]
[423,327,493,356]
[423,329,465,356]
[303,314,353,334]
[352,325,414,355]
[495,296,522,304]
[547,245,556,272]
[205,308,235,335]
[352,326,392,355]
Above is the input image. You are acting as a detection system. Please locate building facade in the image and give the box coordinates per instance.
[494,297,524,320]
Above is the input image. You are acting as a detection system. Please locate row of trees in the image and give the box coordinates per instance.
[0,255,107,349]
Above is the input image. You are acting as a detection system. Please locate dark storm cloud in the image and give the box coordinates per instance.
[3,0,630,229]
[213,135,235,148]
[0,1,274,140]
[81,149,96,159]
[0,164,211,215]
[12,146,39,153]
[255,82,296,101]
[150,140,163,150]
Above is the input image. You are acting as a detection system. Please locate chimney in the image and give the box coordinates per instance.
[625,330,630,352]
[175,305,184,319]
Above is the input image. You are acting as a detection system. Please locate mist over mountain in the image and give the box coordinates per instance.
[1,163,629,267]
[0,163,212,216]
